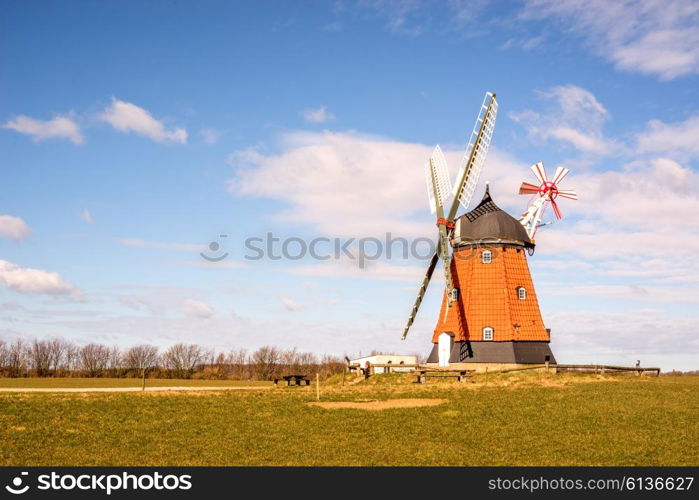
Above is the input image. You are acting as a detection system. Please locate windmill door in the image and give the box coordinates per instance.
[438,333,452,367]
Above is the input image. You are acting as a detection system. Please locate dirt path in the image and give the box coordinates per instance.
[0,386,273,393]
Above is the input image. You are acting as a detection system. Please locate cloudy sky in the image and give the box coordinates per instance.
[1,0,698,370]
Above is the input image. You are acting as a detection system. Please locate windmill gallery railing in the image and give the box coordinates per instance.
[553,363,660,376]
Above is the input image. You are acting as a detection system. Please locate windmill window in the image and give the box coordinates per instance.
[481,250,492,264]
[517,287,526,300]
[483,327,494,341]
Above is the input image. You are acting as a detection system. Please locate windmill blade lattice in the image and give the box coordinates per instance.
[425,145,452,214]
[452,92,498,213]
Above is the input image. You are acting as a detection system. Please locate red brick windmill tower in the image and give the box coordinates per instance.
[402,93,577,369]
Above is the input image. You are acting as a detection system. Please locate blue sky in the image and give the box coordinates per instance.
[1,0,698,370]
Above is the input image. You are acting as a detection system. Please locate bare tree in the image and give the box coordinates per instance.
[0,337,347,381]
[47,338,70,374]
[206,352,228,379]
[7,339,27,377]
[0,340,8,371]
[79,343,111,377]
[123,345,159,374]
[29,340,52,376]
[107,346,123,375]
[63,342,80,374]
[227,348,249,380]
[298,351,318,375]
[162,343,205,378]
[251,346,280,380]
[280,347,299,374]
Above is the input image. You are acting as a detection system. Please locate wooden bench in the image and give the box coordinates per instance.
[273,374,311,387]
[416,369,471,384]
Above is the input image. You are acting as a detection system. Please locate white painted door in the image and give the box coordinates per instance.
[438,333,451,367]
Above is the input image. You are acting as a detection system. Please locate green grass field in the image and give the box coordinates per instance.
[0,377,271,388]
[1,373,697,466]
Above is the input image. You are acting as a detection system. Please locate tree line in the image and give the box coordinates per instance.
[0,338,345,380]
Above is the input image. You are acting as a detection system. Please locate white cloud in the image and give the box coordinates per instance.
[549,309,699,366]
[118,238,203,252]
[182,299,215,318]
[226,129,576,238]
[288,260,428,282]
[301,106,335,124]
[2,114,84,144]
[546,158,699,235]
[99,98,187,144]
[636,114,699,159]
[522,0,699,80]
[200,128,223,145]
[363,0,424,36]
[510,85,616,155]
[228,130,440,238]
[356,0,489,37]
[279,296,303,311]
[81,208,94,225]
[0,215,31,241]
[499,36,544,51]
[0,260,80,297]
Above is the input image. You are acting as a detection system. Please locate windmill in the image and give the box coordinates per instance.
[402,92,498,340]
[518,162,578,239]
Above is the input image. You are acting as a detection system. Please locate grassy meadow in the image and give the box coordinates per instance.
[1,372,697,466]
[0,377,271,389]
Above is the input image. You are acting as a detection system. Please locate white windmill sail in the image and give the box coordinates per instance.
[425,145,452,214]
[452,92,498,214]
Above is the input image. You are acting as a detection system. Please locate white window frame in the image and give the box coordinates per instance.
[481,250,492,264]
[482,327,494,341]
[518,287,526,300]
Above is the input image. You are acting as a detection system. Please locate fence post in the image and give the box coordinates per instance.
[316,373,320,401]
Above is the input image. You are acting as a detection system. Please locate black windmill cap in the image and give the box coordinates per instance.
[464,183,501,223]
[457,185,534,247]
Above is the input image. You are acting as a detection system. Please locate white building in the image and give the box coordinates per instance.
[349,354,418,374]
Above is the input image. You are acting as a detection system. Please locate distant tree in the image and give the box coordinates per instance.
[79,343,111,377]
[47,338,71,374]
[251,346,280,380]
[107,346,123,375]
[63,342,80,374]
[29,340,52,377]
[319,354,344,378]
[7,339,27,377]
[227,348,249,380]
[123,345,159,375]
[280,347,300,374]
[0,340,7,370]
[162,343,205,378]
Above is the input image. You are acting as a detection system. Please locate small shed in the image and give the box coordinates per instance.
[349,354,417,374]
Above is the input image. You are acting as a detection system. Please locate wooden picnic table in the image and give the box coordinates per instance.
[416,368,472,384]
[273,374,311,387]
